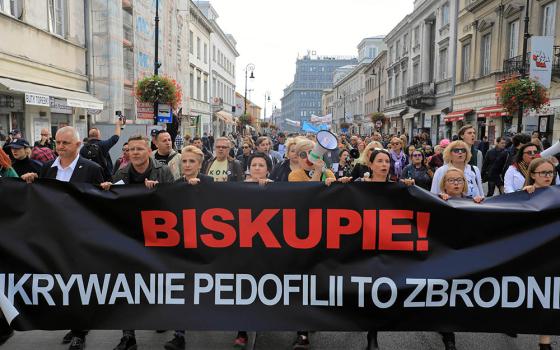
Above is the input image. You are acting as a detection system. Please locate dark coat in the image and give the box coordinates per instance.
[40,156,104,184]
[270,159,293,182]
[113,158,174,184]
[204,157,243,182]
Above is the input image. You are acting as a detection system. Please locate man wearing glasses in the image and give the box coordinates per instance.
[204,137,243,182]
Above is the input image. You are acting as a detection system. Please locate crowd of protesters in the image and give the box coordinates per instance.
[0,122,559,350]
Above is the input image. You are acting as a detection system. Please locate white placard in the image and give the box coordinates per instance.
[25,93,50,106]
[530,36,554,88]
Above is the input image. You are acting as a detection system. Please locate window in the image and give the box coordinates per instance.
[402,70,407,95]
[542,2,556,36]
[0,0,23,17]
[441,3,450,26]
[196,37,201,60]
[204,78,208,102]
[47,0,65,37]
[395,73,400,97]
[481,34,491,76]
[204,43,208,64]
[189,31,194,54]
[462,43,471,82]
[212,78,217,97]
[413,62,419,85]
[396,40,400,60]
[389,46,393,63]
[414,26,420,46]
[213,45,216,62]
[196,74,201,100]
[403,33,409,53]
[439,48,448,80]
[508,21,519,58]
[189,72,194,98]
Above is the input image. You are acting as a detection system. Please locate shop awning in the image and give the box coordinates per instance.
[444,109,473,122]
[0,77,104,110]
[477,105,509,118]
[402,108,421,120]
[215,110,236,125]
[384,108,406,119]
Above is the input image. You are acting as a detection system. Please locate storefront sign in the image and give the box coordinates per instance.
[137,101,155,120]
[49,98,72,115]
[25,93,50,107]
[530,36,554,88]
[67,99,104,111]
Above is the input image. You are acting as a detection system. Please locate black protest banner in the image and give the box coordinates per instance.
[0,179,559,333]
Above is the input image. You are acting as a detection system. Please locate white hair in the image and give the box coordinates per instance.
[56,126,80,142]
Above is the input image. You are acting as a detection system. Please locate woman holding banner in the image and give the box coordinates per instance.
[521,157,557,350]
[270,136,303,182]
[245,152,273,185]
[176,145,214,185]
[438,167,483,203]
[288,139,337,185]
[430,140,484,199]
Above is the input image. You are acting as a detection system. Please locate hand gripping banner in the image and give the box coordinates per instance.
[0,179,559,333]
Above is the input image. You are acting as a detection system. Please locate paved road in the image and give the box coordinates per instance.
[2,330,556,349]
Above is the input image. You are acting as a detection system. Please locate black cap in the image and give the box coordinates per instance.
[8,138,30,149]
[9,129,21,136]
[151,129,159,136]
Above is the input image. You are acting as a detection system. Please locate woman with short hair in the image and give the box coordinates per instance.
[177,145,214,185]
[270,136,304,182]
[430,140,484,199]
[401,149,433,190]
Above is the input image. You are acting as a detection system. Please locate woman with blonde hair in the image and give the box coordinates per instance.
[351,141,383,180]
[430,140,484,198]
[270,136,304,182]
[438,167,483,203]
[388,137,408,181]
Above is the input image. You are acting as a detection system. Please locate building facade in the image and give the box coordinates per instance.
[196,1,238,137]
[0,0,103,143]
[451,0,560,142]
[364,50,388,134]
[281,54,357,126]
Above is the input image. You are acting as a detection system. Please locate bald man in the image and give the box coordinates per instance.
[21,127,103,184]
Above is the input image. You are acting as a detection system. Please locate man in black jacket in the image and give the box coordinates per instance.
[482,137,507,196]
[20,126,103,350]
[493,133,531,185]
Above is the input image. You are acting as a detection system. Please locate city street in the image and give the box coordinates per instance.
[2,330,556,349]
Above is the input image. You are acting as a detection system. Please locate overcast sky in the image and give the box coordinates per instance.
[205,0,414,118]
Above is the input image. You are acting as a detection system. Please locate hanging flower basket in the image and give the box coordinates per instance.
[238,114,252,126]
[370,112,385,123]
[135,75,183,110]
[498,78,549,115]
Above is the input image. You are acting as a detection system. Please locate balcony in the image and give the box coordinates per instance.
[406,82,435,109]
[503,47,560,77]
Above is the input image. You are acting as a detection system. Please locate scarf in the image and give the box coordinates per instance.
[390,150,405,179]
[516,161,529,179]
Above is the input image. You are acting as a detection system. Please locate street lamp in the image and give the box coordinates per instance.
[244,63,255,120]
[370,68,382,112]
[153,0,162,125]
[264,92,271,123]
[517,0,531,133]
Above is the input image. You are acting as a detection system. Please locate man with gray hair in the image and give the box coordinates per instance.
[20,126,103,350]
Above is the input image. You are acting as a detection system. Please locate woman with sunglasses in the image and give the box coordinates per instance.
[401,149,433,190]
[288,139,337,184]
[388,137,408,182]
[431,140,484,199]
[113,142,130,175]
[236,141,253,177]
[504,143,540,193]
[270,136,304,182]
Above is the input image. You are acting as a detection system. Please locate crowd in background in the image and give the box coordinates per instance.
[0,122,559,350]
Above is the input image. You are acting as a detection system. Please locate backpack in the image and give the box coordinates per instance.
[80,142,110,180]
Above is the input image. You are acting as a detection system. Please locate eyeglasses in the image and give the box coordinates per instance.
[391,142,401,146]
[446,178,465,184]
[298,151,310,159]
[524,150,539,156]
[215,145,229,149]
[412,153,423,158]
[451,148,467,154]
[532,171,554,177]
[122,148,129,152]
[242,146,250,149]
